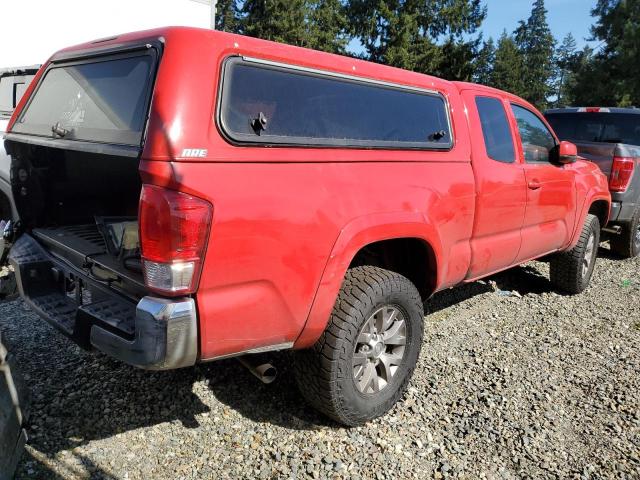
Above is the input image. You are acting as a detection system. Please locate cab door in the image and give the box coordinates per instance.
[510,104,577,261]
[462,91,527,280]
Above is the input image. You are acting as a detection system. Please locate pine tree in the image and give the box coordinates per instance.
[491,31,525,96]
[554,33,577,106]
[347,0,486,80]
[238,0,349,55]
[215,0,241,33]
[564,46,612,106]
[514,0,556,109]
[306,0,349,54]
[569,0,640,106]
[474,37,495,85]
[240,0,310,46]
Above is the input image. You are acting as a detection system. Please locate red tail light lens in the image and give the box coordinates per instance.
[139,185,212,296]
[609,157,636,192]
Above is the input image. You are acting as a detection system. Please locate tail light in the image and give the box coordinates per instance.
[139,185,212,296]
[609,157,636,192]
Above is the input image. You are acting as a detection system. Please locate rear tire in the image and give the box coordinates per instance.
[610,207,640,258]
[294,266,424,426]
[550,214,600,294]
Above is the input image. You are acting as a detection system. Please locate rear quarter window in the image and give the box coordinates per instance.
[475,96,515,163]
[218,57,452,150]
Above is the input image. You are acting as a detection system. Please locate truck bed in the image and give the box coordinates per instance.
[32,225,146,298]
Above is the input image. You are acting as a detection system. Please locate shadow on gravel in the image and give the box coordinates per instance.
[428,281,493,313]
[202,354,335,431]
[14,353,211,458]
[17,450,119,479]
[489,264,556,296]
[597,244,622,260]
[428,263,555,314]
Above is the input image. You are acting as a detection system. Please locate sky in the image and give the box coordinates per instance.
[1,0,212,67]
[482,0,598,49]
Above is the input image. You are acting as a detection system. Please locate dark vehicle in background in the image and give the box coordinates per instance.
[0,66,39,221]
[546,107,640,258]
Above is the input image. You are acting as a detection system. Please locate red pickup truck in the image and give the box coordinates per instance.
[1,28,610,425]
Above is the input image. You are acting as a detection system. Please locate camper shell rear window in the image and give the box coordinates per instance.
[12,51,156,146]
[218,57,453,150]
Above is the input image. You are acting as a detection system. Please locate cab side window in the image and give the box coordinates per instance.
[475,96,515,163]
[511,104,556,163]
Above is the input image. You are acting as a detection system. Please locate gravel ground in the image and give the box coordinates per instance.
[1,243,639,479]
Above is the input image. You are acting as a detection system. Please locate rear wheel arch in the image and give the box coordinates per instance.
[294,217,444,349]
[569,193,610,248]
[348,237,437,302]
[588,199,610,229]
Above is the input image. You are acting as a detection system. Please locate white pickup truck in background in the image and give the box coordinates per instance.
[0,67,39,221]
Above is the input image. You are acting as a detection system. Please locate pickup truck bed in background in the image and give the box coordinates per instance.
[0,66,39,221]
[546,108,640,257]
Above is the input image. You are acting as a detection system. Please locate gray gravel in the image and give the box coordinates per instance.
[1,243,639,479]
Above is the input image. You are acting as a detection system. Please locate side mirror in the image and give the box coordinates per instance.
[557,141,578,164]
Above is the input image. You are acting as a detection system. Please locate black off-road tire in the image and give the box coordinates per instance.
[293,266,424,426]
[550,214,600,294]
[610,207,640,259]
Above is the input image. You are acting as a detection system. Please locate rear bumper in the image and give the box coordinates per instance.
[8,234,198,370]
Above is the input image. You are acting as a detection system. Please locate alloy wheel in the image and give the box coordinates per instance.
[582,231,596,278]
[352,306,407,394]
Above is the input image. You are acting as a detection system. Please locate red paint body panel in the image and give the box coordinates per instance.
[9,28,611,361]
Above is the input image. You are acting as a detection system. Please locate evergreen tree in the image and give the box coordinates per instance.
[569,0,640,106]
[215,0,241,33]
[474,37,495,85]
[237,0,349,54]
[514,0,556,109]
[491,31,525,96]
[554,33,578,106]
[240,0,310,46]
[564,46,613,105]
[347,0,486,80]
[307,0,349,54]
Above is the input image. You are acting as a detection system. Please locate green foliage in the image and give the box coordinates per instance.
[569,0,640,106]
[240,0,310,46]
[490,31,525,96]
[346,0,487,80]
[554,33,578,106]
[215,0,241,32]
[474,37,495,85]
[306,0,350,54]
[218,0,349,54]
[514,0,556,109]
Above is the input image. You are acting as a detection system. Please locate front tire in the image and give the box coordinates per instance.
[610,207,640,258]
[550,214,600,294]
[294,266,424,426]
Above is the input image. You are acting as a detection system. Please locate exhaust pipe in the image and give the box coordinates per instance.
[237,356,277,384]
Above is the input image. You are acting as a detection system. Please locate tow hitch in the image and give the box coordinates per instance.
[0,220,19,302]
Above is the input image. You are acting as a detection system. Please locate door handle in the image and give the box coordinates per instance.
[528,180,542,190]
